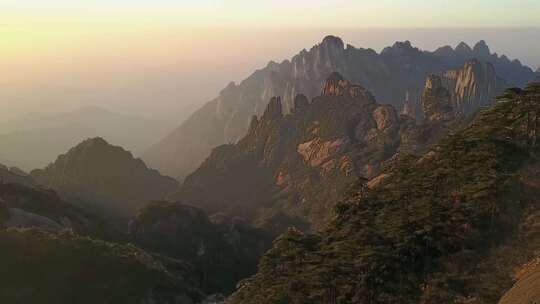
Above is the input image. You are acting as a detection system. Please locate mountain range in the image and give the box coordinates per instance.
[0,106,174,171]
[228,82,540,304]
[143,36,536,181]
[1,35,540,304]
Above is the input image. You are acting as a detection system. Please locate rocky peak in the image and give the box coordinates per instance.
[320,35,345,50]
[381,41,416,55]
[441,59,506,114]
[455,42,472,54]
[421,75,454,122]
[78,137,109,148]
[473,40,491,57]
[321,72,369,98]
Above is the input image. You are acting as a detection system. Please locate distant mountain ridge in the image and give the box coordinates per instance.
[0,106,173,171]
[144,36,536,180]
[173,73,461,232]
[31,137,178,218]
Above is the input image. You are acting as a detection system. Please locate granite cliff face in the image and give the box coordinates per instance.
[443,59,507,114]
[31,137,178,218]
[173,74,448,232]
[143,37,534,180]
[421,59,507,122]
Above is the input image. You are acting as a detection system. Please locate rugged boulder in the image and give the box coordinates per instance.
[498,258,540,304]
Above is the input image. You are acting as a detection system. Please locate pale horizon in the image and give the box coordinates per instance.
[1,1,540,122]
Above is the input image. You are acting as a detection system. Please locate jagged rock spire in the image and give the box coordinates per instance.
[421,75,454,122]
[401,91,414,118]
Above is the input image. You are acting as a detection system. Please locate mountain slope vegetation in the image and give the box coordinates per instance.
[228,82,540,304]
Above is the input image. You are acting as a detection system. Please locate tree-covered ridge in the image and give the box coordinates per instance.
[228,83,540,304]
[0,229,203,304]
[129,201,273,296]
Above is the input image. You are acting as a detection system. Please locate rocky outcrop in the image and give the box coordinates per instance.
[31,137,178,218]
[143,36,535,181]
[172,74,445,232]
[421,60,507,121]
[442,59,507,114]
[421,75,455,122]
[498,258,540,304]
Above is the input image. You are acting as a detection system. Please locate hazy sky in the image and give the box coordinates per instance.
[1,1,540,121]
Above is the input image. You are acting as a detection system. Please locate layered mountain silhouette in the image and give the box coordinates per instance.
[31,137,178,218]
[228,82,540,304]
[144,36,536,180]
[0,106,173,171]
[172,73,466,232]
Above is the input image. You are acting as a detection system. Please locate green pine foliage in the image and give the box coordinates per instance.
[0,229,203,304]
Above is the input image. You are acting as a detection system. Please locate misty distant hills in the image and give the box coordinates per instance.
[0,106,174,171]
[144,36,537,180]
